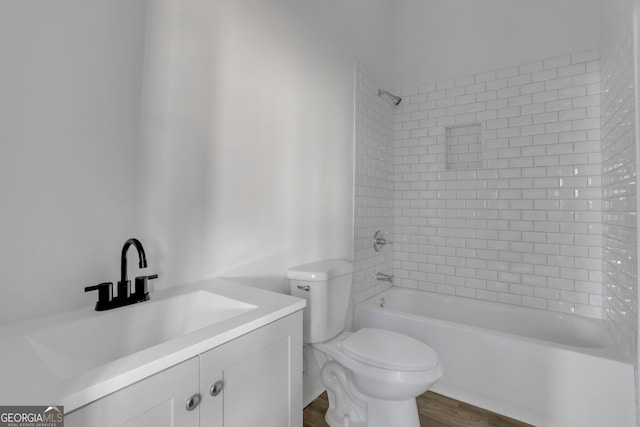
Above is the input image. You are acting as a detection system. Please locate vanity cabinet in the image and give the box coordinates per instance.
[65,357,200,427]
[66,311,302,427]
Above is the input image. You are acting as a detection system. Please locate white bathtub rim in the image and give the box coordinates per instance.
[358,287,631,364]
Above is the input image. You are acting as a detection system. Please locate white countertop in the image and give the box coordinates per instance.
[0,278,305,412]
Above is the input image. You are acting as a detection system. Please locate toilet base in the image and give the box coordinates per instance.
[365,397,420,427]
[321,360,422,427]
[322,361,367,427]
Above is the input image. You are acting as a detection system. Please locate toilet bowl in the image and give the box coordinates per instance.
[287,259,442,427]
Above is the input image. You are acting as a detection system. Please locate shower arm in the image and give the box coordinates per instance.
[378,89,402,106]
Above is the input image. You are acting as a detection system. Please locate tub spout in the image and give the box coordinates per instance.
[373,272,393,284]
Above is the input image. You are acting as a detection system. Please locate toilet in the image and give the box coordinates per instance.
[287,259,442,427]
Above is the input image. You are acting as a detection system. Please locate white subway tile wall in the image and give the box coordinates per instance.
[393,49,604,318]
[353,63,394,304]
[600,12,638,361]
[446,123,483,169]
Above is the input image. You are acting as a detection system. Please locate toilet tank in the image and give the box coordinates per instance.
[287,259,353,344]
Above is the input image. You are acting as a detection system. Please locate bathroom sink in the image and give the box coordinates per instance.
[26,290,257,378]
[0,278,304,412]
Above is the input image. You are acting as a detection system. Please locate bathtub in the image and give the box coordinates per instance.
[354,287,635,427]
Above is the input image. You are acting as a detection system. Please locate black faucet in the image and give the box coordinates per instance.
[118,238,147,301]
[84,238,158,311]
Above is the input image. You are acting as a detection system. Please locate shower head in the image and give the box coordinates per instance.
[378,89,402,106]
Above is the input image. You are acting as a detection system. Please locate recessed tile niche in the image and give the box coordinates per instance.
[445,123,482,169]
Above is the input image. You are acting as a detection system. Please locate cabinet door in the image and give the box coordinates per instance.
[65,357,200,427]
[199,312,302,427]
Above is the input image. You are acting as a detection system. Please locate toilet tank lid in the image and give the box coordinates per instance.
[286,259,353,281]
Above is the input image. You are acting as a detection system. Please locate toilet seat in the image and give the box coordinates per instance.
[341,328,439,371]
[316,329,442,402]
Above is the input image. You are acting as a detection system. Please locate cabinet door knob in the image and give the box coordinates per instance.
[185,393,201,411]
[210,380,224,396]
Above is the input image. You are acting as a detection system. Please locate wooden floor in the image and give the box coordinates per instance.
[303,391,534,427]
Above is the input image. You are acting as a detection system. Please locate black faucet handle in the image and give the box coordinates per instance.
[133,274,158,301]
[85,282,113,311]
[85,282,113,295]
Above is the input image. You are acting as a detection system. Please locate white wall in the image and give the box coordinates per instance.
[0,1,147,325]
[393,0,602,89]
[600,0,637,359]
[0,0,393,324]
[136,0,394,293]
[600,0,639,421]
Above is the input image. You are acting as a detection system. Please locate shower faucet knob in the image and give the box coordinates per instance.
[373,230,393,252]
